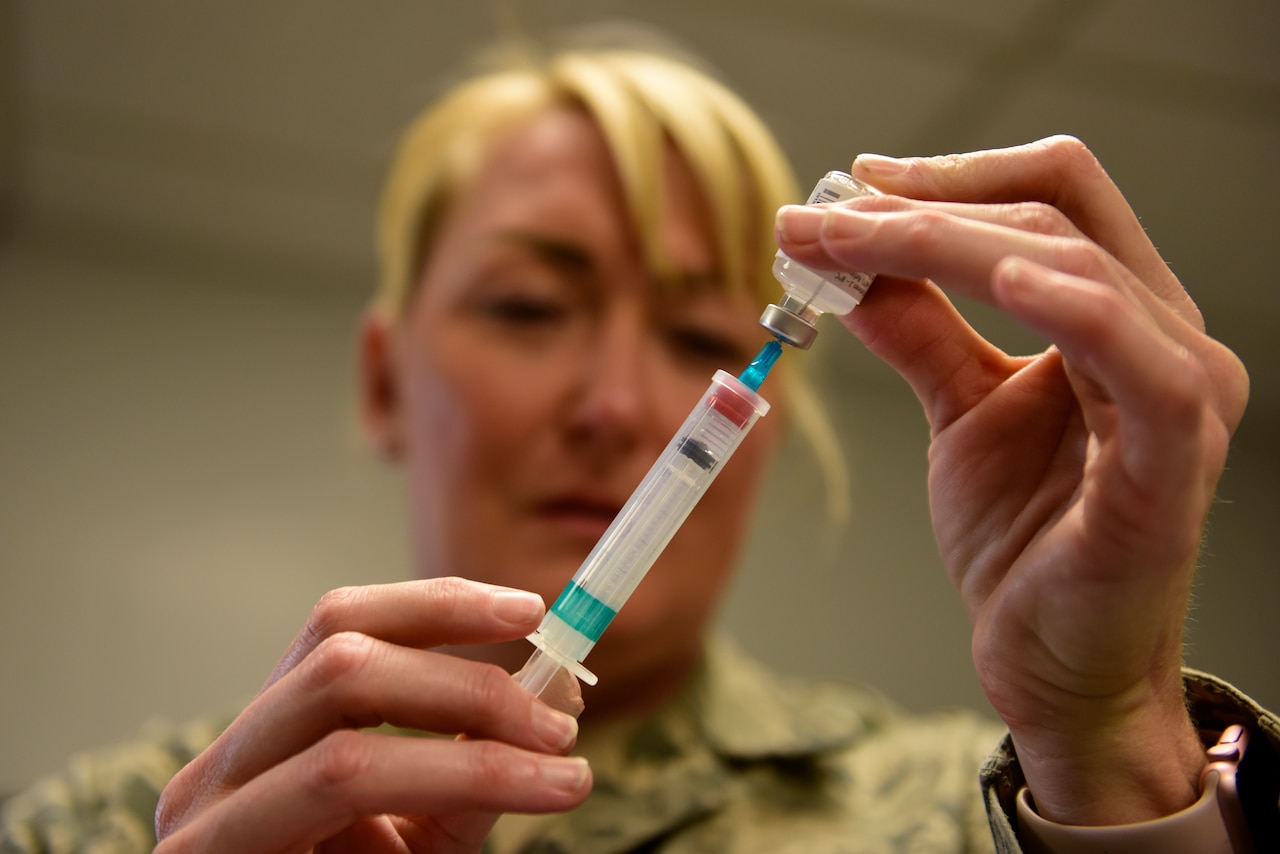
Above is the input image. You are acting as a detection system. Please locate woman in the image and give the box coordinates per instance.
[5,39,1274,854]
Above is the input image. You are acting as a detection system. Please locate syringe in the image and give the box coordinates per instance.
[514,340,783,696]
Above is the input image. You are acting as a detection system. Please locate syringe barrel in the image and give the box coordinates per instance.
[526,370,770,680]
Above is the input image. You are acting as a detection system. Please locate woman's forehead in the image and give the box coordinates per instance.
[476,108,620,196]
[429,105,767,316]
[449,109,714,260]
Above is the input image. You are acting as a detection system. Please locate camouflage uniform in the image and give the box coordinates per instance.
[0,716,228,853]
[3,638,1276,853]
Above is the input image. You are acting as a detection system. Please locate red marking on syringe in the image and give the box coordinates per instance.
[705,382,755,428]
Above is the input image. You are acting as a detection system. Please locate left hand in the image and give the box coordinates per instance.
[774,136,1249,825]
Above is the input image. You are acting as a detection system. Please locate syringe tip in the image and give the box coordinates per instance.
[738,339,783,391]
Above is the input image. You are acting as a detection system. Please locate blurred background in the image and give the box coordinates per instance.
[1,0,1276,797]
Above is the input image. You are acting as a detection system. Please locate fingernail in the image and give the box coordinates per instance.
[852,152,908,177]
[540,756,590,793]
[775,204,825,244]
[491,590,544,624]
[532,702,579,750]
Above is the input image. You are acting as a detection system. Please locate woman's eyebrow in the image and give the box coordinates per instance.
[491,231,726,293]
[655,269,728,295]
[493,231,593,273]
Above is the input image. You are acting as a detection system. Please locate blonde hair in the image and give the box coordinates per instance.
[374,33,848,519]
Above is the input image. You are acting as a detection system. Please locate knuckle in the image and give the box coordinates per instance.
[900,209,952,254]
[1040,133,1092,163]
[309,731,374,795]
[1157,354,1208,424]
[1053,237,1112,281]
[461,660,518,718]
[154,752,235,843]
[1057,283,1133,350]
[305,586,363,643]
[840,193,905,213]
[466,739,525,789]
[422,575,474,619]
[1218,347,1251,428]
[1039,135,1105,184]
[1076,283,1130,328]
[153,777,188,839]
[934,151,969,174]
[307,631,378,689]
[1010,201,1070,236]
[1041,133,1090,155]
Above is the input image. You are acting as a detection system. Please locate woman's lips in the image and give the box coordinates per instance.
[536,497,623,540]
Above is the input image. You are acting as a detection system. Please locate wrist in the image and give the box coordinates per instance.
[1010,696,1205,825]
[1016,726,1255,854]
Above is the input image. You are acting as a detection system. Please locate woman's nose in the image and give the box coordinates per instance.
[564,317,652,453]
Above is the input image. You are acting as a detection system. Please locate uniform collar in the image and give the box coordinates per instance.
[695,635,887,759]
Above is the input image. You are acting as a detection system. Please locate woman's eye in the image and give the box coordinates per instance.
[481,295,568,326]
[667,327,746,364]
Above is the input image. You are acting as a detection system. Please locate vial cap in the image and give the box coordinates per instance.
[759,303,818,349]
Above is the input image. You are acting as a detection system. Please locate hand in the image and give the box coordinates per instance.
[155,578,591,853]
[775,136,1249,825]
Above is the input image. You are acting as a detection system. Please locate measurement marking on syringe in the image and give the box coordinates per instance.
[550,582,617,642]
[666,464,702,489]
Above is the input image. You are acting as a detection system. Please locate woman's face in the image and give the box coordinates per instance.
[363,107,782,685]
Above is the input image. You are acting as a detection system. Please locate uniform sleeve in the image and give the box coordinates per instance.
[979,670,1280,854]
[1,717,226,854]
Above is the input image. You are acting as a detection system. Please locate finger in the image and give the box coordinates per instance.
[267,577,545,687]
[158,732,591,854]
[776,202,1131,310]
[832,191,1088,243]
[992,257,1228,502]
[776,201,1213,358]
[181,639,578,805]
[311,817,412,854]
[778,202,1248,433]
[834,273,1019,433]
[846,136,1198,324]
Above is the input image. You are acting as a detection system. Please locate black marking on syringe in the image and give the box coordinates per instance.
[677,437,718,471]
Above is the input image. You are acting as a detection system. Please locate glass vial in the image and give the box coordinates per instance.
[760,170,876,349]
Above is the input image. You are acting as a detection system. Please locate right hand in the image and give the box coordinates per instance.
[154,577,591,853]
[775,138,1247,823]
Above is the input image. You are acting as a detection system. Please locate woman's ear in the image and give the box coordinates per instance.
[358,308,406,460]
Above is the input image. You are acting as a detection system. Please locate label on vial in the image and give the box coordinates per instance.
[808,171,874,206]
[828,269,874,299]
[806,171,875,300]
